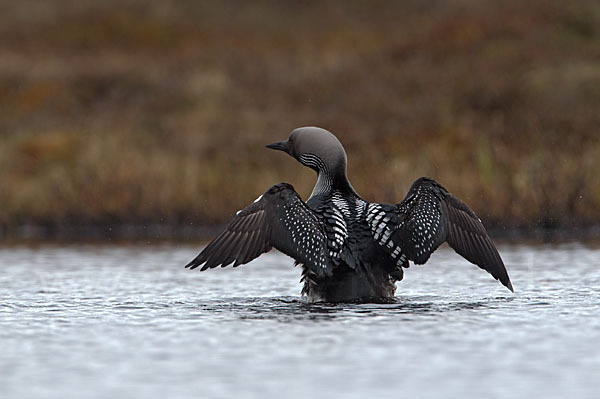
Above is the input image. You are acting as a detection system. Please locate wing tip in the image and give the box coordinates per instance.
[184,256,207,270]
[184,260,199,270]
[504,279,515,293]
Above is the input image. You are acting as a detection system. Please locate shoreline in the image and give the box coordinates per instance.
[1,223,599,244]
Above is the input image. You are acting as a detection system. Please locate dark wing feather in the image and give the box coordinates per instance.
[441,193,512,291]
[185,183,332,277]
[367,177,513,292]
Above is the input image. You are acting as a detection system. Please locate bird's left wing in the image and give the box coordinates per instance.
[185,183,332,277]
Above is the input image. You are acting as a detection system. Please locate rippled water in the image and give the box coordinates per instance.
[1,242,599,398]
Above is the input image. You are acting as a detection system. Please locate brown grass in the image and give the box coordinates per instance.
[0,0,599,236]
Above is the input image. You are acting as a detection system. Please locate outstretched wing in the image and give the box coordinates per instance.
[185,183,332,277]
[366,177,513,292]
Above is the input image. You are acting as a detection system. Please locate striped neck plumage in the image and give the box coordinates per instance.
[300,156,355,200]
[298,148,358,200]
[298,153,331,198]
[310,171,334,198]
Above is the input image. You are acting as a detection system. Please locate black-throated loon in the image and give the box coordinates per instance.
[185,127,513,302]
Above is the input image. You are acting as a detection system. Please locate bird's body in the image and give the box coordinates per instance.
[302,183,399,302]
[186,127,513,302]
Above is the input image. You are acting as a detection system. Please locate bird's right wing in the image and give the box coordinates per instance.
[185,183,332,277]
[367,177,513,292]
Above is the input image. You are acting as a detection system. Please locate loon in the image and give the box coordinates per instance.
[185,127,513,302]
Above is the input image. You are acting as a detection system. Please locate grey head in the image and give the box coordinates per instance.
[267,126,353,197]
[266,127,348,177]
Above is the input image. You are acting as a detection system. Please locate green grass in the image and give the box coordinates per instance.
[0,0,599,236]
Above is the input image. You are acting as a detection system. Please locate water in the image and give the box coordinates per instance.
[1,242,599,399]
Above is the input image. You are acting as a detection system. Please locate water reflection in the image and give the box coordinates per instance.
[189,296,516,323]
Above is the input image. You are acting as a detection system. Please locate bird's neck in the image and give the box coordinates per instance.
[310,167,357,200]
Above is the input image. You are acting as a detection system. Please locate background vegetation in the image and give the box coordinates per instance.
[0,0,599,238]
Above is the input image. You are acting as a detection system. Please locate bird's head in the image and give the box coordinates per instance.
[266,127,348,176]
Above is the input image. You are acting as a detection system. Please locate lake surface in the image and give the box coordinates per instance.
[1,242,599,399]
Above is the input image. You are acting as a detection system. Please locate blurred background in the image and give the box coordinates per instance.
[0,0,598,240]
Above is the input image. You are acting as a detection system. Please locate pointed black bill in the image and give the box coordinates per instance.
[266,140,290,153]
